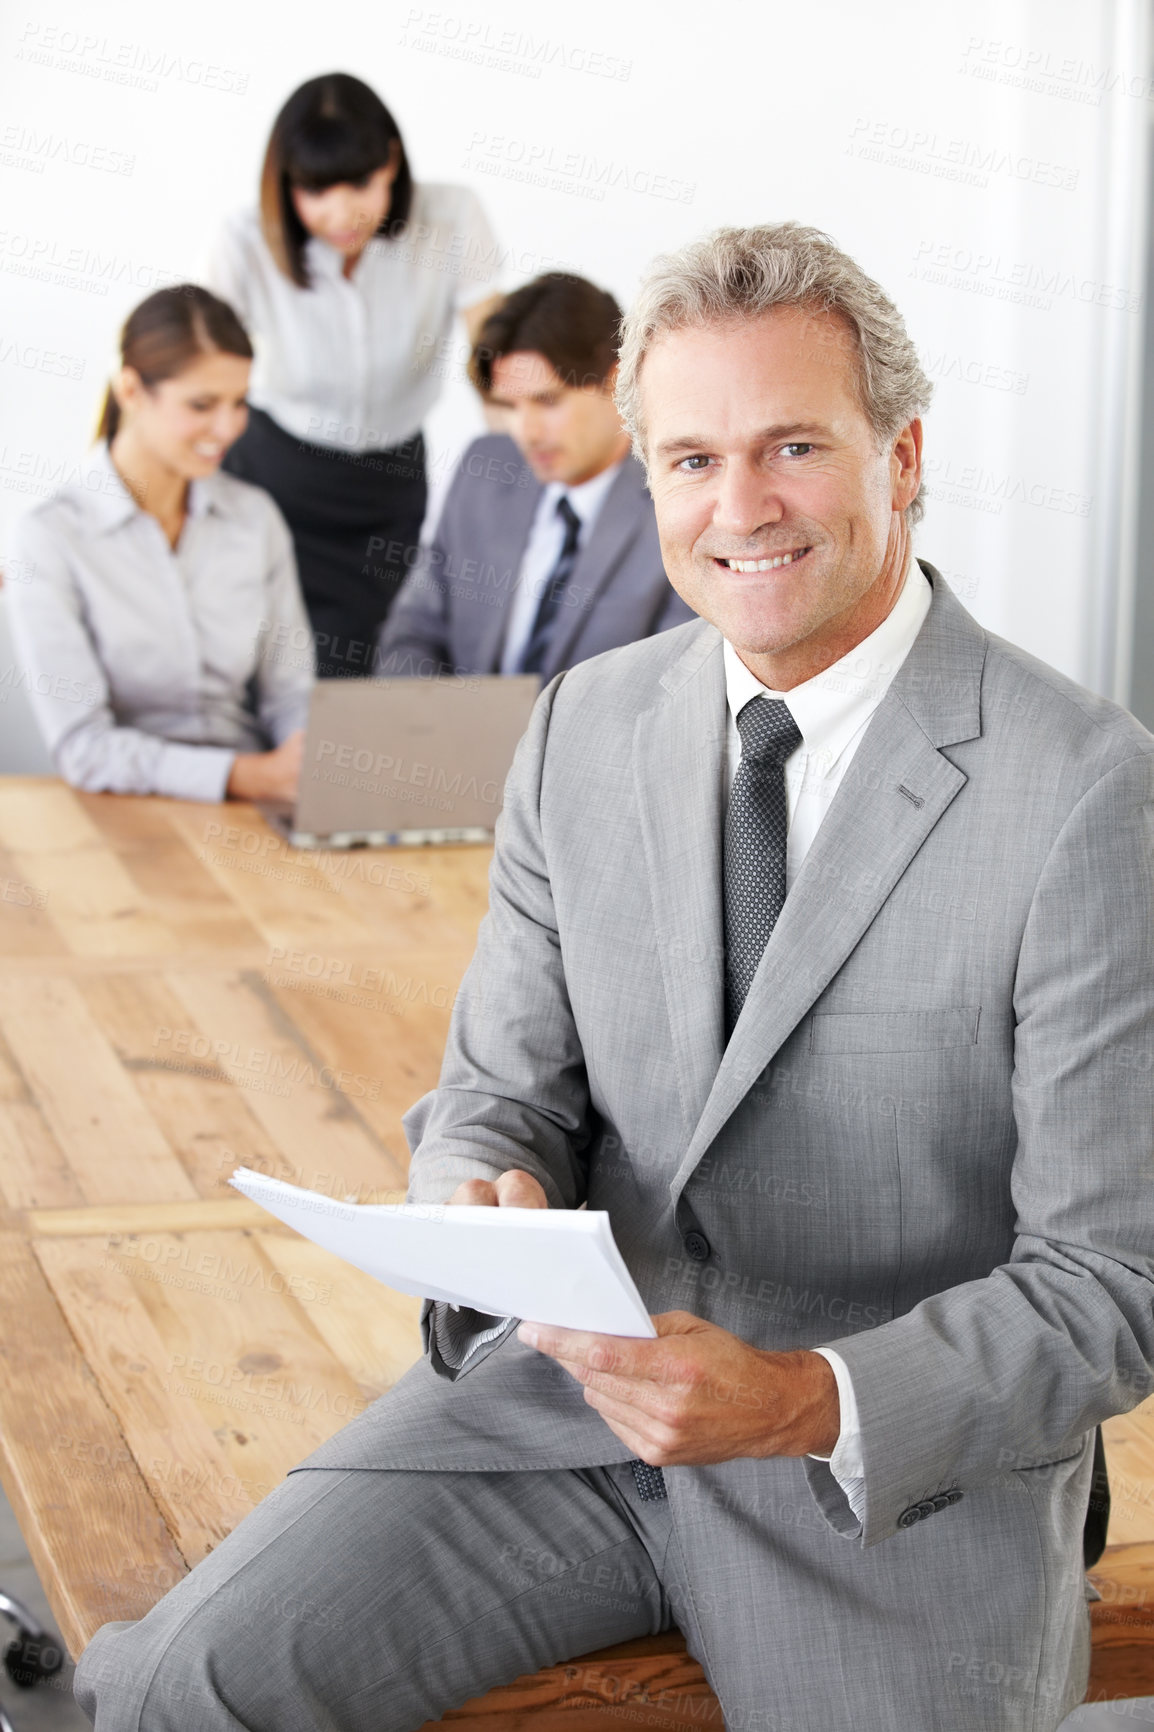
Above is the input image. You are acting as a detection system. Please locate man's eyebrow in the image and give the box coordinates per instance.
[488,390,558,409]
[652,423,828,458]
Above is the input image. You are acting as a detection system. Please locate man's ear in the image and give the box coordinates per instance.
[892,417,923,511]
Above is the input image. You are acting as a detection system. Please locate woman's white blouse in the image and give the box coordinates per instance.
[7,444,314,801]
[208,183,500,453]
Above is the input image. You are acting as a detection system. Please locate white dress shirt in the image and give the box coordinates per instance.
[723,556,933,1521]
[7,443,314,801]
[208,184,499,454]
[498,459,624,673]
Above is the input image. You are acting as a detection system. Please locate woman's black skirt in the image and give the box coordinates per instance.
[224,407,427,678]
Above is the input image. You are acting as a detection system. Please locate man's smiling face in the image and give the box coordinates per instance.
[640,305,921,688]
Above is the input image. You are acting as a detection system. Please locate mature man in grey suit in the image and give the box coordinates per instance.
[77,225,1154,1732]
[376,271,692,683]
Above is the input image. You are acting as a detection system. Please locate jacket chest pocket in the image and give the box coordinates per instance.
[808,1006,981,1054]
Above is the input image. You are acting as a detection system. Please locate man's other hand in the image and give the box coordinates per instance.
[447,1170,549,1209]
[516,1311,841,1463]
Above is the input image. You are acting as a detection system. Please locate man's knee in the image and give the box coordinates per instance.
[73,1606,244,1730]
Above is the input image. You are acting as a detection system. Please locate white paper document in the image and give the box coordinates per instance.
[229,1167,656,1338]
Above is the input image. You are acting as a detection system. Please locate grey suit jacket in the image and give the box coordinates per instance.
[375,433,693,679]
[299,565,1154,1730]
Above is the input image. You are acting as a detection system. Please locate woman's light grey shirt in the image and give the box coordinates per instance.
[7,443,314,801]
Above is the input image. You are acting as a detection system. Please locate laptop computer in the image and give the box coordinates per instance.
[259,675,540,849]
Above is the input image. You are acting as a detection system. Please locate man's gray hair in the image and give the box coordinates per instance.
[615,221,933,524]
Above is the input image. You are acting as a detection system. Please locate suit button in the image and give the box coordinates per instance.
[944,1488,963,1506]
[930,1493,954,1513]
[915,1500,937,1520]
[896,1505,922,1529]
[683,1230,711,1262]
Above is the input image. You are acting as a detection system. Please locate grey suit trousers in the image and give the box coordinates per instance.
[73,1448,1096,1731]
[72,1461,696,1732]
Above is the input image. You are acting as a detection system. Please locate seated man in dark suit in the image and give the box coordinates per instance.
[376,273,693,681]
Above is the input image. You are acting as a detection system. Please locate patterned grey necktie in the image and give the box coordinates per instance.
[724,695,803,1035]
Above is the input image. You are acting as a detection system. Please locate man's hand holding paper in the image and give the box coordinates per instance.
[445,1166,841,1463]
[446,1169,550,1211]
[517,1312,840,1465]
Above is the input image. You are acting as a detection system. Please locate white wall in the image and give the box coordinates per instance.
[0,0,1148,767]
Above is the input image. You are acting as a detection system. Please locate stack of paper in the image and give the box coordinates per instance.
[230,1168,656,1338]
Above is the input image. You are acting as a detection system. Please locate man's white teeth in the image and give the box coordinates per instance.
[194,444,222,457]
[725,549,807,572]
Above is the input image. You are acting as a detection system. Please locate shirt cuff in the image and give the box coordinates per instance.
[809,1346,866,1523]
[154,742,236,803]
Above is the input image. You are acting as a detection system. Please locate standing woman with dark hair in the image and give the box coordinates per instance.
[7,285,313,801]
[208,72,502,678]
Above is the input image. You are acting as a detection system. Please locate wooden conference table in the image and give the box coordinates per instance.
[0,776,1152,1726]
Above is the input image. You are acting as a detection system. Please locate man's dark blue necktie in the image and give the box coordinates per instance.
[517,494,582,676]
[628,696,800,1505]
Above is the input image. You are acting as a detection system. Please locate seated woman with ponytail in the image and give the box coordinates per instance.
[7,285,313,802]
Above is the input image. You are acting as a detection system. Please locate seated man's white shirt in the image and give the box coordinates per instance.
[498,459,624,673]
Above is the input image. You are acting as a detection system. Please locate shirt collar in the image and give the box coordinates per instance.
[304,235,346,281]
[543,455,625,531]
[81,442,227,535]
[723,556,933,765]
[304,231,389,283]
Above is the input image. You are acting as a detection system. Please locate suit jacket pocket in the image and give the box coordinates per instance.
[809,1006,981,1054]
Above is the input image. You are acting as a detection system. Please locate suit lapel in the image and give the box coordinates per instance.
[474,475,543,673]
[544,459,648,677]
[665,566,987,1203]
[633,623,728,1139]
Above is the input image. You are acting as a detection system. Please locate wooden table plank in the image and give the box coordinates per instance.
[0,780,102,853]
[24,1198,289,1237]
[0,1233,187,1655]
[309,842,489,952]
[78,972,289,1198]
[166,968,409,1195]
[75,794,268,954]
[75,791,211,850]
[167,804,381,951]
[0,788,186,956]
[6,845,183,958]
[418,1633,723,1729]
[34,1237,255,1566]
[260,944,469,1152]
[0,1026,86,1208]
[0,843,65,956]
[255,1233,422,1397]
[0,977,197,1204]
[1103,1404,1154,1547]
[80,1229,362,1499]
[0,1099,85,1209]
